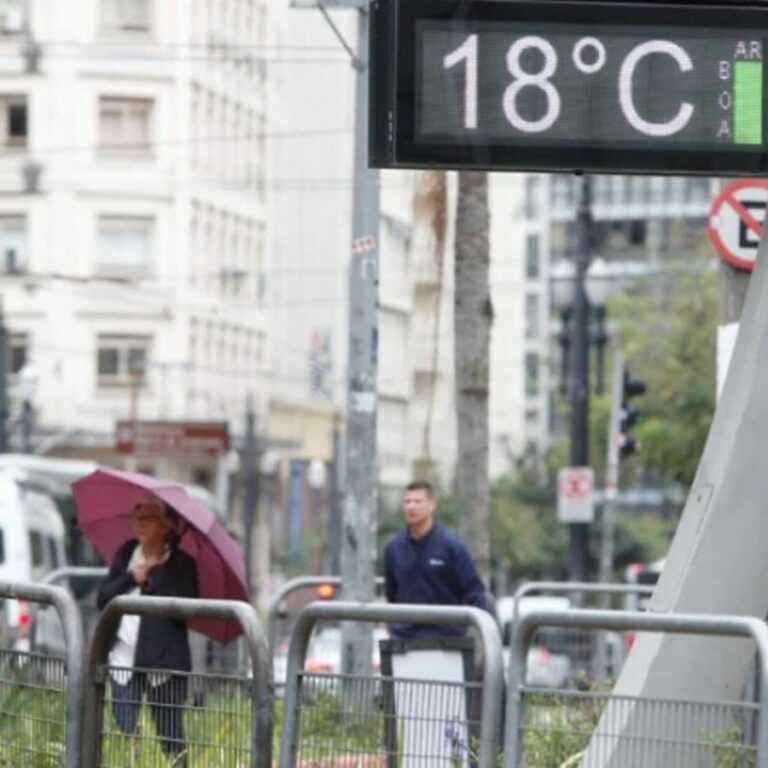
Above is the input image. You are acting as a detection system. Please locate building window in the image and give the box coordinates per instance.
[0,96,26,147]
[97,334,151,387]
[525,352,540,397]
[551,175,575,208]
[192,467,212,488]
[0,3,24,36]
[524,294,540,339]
[99,97,153,157]
[525,234,540,279]
[524,176,540,219]
[0,215,26,273]
[8,332,27,376]
[97,215,153,273]
[524,408,539,425]
[101,0,151,32]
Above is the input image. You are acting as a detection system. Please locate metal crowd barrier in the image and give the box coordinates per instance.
[81,595,272,768]
[505,608,768,767]
[44,567,243,681]
[279,601,504,768]
[42,567,109,647]
[266,575,385,651]
[42,566,110,587]
[0,579,85,768]
[510,581,655,682]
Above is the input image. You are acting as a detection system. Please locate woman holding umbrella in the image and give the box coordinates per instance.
[97,498,198,763]
[75,467,250,763]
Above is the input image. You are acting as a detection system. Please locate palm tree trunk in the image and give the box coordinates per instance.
[454,170,492,582]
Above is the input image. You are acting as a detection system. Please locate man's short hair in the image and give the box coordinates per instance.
[405,480,435,499]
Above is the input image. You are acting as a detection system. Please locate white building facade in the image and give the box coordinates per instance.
[0,0,270,490]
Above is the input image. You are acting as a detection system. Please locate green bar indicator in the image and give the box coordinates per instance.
[735,61,763,145]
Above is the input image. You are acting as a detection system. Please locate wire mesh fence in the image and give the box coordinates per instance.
[293,671,484,768]
[0,648,67,767]
[96,665,253,768]
[516,686,759,767]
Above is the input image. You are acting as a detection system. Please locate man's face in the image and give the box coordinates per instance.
[403,489,435,528]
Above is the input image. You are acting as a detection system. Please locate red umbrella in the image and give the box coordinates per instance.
[73,467,248,643]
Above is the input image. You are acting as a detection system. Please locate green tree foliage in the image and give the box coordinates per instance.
[610,265,718,489]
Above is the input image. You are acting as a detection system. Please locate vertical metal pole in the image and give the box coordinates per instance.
[569,175,592,584]
[243,404,257,599]
[21,400,32,453]
[341,3,379,678]
[718,257,750,397]
[0,303,9,453]
[329,412,343,575]
[594,350,624,679]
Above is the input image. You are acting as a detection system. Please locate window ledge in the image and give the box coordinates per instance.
[97,151,156,162]
[97,27,154,39]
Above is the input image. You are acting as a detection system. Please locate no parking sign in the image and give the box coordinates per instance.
[708,179,768,272]
[557,467,594,524]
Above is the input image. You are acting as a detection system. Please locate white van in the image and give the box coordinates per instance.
[0,471,67,653]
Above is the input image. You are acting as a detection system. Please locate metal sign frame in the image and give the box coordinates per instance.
[370,0,768,175]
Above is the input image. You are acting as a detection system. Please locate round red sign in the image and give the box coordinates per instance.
[708,179,768,272]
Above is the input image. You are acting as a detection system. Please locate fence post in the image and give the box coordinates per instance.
[0,579,85,768]
[504,608,768,768]
[81,595,272,768]
[279,601,503,768]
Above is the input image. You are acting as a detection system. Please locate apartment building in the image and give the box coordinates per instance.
[0,0,269,491]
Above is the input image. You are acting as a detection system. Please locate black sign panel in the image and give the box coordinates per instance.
[369,0,768,174]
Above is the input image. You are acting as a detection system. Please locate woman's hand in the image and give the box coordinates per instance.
[131,563,151,585]
[131,552,168,586]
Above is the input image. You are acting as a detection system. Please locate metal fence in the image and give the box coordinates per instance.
[42,567,109,649]
[266,575,386,651]
[43,567,245,683]
[279,601,503,768]
[509,581,655,683]
[0,579,85,768]
[81,595,272,768]
[504,608,768,768]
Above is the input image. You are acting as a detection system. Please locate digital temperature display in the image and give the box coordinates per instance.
[369,0,768,174]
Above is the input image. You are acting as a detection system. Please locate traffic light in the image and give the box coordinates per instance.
[619,368,646,460]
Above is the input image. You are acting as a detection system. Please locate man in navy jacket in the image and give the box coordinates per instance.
[384,480,491,637]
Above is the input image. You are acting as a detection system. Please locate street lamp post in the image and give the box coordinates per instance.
[569,175,592,584]
[551,177,617,583]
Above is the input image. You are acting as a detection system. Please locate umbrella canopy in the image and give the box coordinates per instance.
[73,467,248,643]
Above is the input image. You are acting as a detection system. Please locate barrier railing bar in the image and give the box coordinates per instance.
[504,608,768,768]
[511,580,655,624]
[42,566,108,586]
[279,600,503,768]
[81,595,272,768]
[0,579,86,768]
[266,574,385,650]
[511,580,657,681]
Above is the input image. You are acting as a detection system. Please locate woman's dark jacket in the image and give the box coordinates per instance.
[97,539,199,672]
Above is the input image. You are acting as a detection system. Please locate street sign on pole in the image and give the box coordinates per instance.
[708,178,768,271]
[558,467,595,524]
